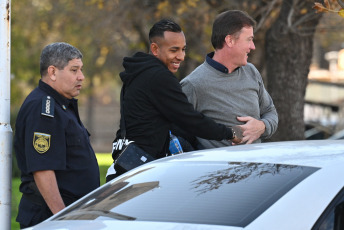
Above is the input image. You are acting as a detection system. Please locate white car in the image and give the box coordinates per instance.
[26,140,344,230]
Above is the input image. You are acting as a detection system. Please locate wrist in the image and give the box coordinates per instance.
[230,126,243,143]
[230,127,236,140]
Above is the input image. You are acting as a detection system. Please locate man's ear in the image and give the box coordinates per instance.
[47,65,57,81]
[225,35,235,48]
[150,43,159,57]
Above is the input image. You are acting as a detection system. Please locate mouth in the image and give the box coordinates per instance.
[172,62,180,69]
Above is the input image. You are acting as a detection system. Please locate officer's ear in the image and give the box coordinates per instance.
[47,65,57,81]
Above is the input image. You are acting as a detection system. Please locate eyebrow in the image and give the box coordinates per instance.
[170,45,187,49]
[70,65,82,68]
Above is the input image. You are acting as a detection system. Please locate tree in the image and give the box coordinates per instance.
[11,0,327,143]
[266,0,323,141]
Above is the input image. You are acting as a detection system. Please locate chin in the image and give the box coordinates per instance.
[73,92,81,98]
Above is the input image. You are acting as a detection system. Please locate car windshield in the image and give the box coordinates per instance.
[52,161,318,227]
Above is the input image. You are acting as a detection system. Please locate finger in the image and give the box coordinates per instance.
[239,135,249,144]
[237,116,251,122]
[242,130,248,136]
[246,139,254,144]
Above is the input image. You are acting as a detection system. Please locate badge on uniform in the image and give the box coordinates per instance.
[41,96,55,117]
[33,132,51,154]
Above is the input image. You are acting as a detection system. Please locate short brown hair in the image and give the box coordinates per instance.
[211,10,256,50]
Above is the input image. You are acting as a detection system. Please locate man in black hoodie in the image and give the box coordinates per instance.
[107,19,242,180]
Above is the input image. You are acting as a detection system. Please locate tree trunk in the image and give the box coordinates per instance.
[266,0,322,141]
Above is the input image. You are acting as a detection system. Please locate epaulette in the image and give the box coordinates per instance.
[41,96,55,117]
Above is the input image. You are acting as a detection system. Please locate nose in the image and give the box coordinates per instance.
[78,70,85,81]
[251,41,256,50]
[176,50,185,61]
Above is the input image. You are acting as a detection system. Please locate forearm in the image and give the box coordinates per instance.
[33,170,65,214]
[153,75,233,141]
[259,89,278,139]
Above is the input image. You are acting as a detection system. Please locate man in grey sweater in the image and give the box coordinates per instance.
[181,10,278,149]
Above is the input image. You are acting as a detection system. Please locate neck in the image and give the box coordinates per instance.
[213,50,237,73]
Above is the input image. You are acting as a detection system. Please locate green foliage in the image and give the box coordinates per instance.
[12,178,21,230]
[12,151,21,178]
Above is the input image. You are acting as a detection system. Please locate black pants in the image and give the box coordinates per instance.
[17,190,79,228]
[17,195,52,229]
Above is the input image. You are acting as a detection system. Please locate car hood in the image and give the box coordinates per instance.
[25,220,242,230]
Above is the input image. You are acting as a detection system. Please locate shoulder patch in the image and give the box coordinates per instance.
[41,96,55,117]
[33,132,51,154]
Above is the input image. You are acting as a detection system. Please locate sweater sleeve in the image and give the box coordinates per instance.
[180,78,198,110]
[256,70,278,139]
[149,69,233,141]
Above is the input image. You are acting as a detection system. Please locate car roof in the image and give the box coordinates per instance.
[154,139,344,169]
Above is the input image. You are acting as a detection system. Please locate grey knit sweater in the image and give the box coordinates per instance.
[181,60,278,149]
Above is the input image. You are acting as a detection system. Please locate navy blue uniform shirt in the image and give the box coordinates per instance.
[14,80,100,198]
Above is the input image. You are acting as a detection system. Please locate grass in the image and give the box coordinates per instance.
[11,178,21,230]
[96,153,113,185]
[11,153,113,230]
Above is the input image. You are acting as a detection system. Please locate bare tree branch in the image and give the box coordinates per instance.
[338,0,344,8]
[255,0,281,32]
[287,1,295,27]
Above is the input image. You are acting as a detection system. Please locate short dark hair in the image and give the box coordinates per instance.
[211,10,256,50]
[149,19,182,43]
[40,42,83,77]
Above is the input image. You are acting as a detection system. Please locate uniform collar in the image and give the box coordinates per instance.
[206,52,229,73]
[39,80,76,110]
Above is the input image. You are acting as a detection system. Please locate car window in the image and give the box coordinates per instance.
[313,187,344,230]
[53,162,318,227]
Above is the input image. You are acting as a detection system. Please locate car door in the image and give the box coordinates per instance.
[312,187,344,230]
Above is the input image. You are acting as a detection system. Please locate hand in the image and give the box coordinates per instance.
[230,125,243,144]
[236,116,265,144]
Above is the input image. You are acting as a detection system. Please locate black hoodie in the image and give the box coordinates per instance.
[117,52,232,158]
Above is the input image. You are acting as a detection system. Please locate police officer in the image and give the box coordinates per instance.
[14,42,100,228]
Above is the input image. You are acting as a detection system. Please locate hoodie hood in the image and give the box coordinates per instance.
[120,52,165,86]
